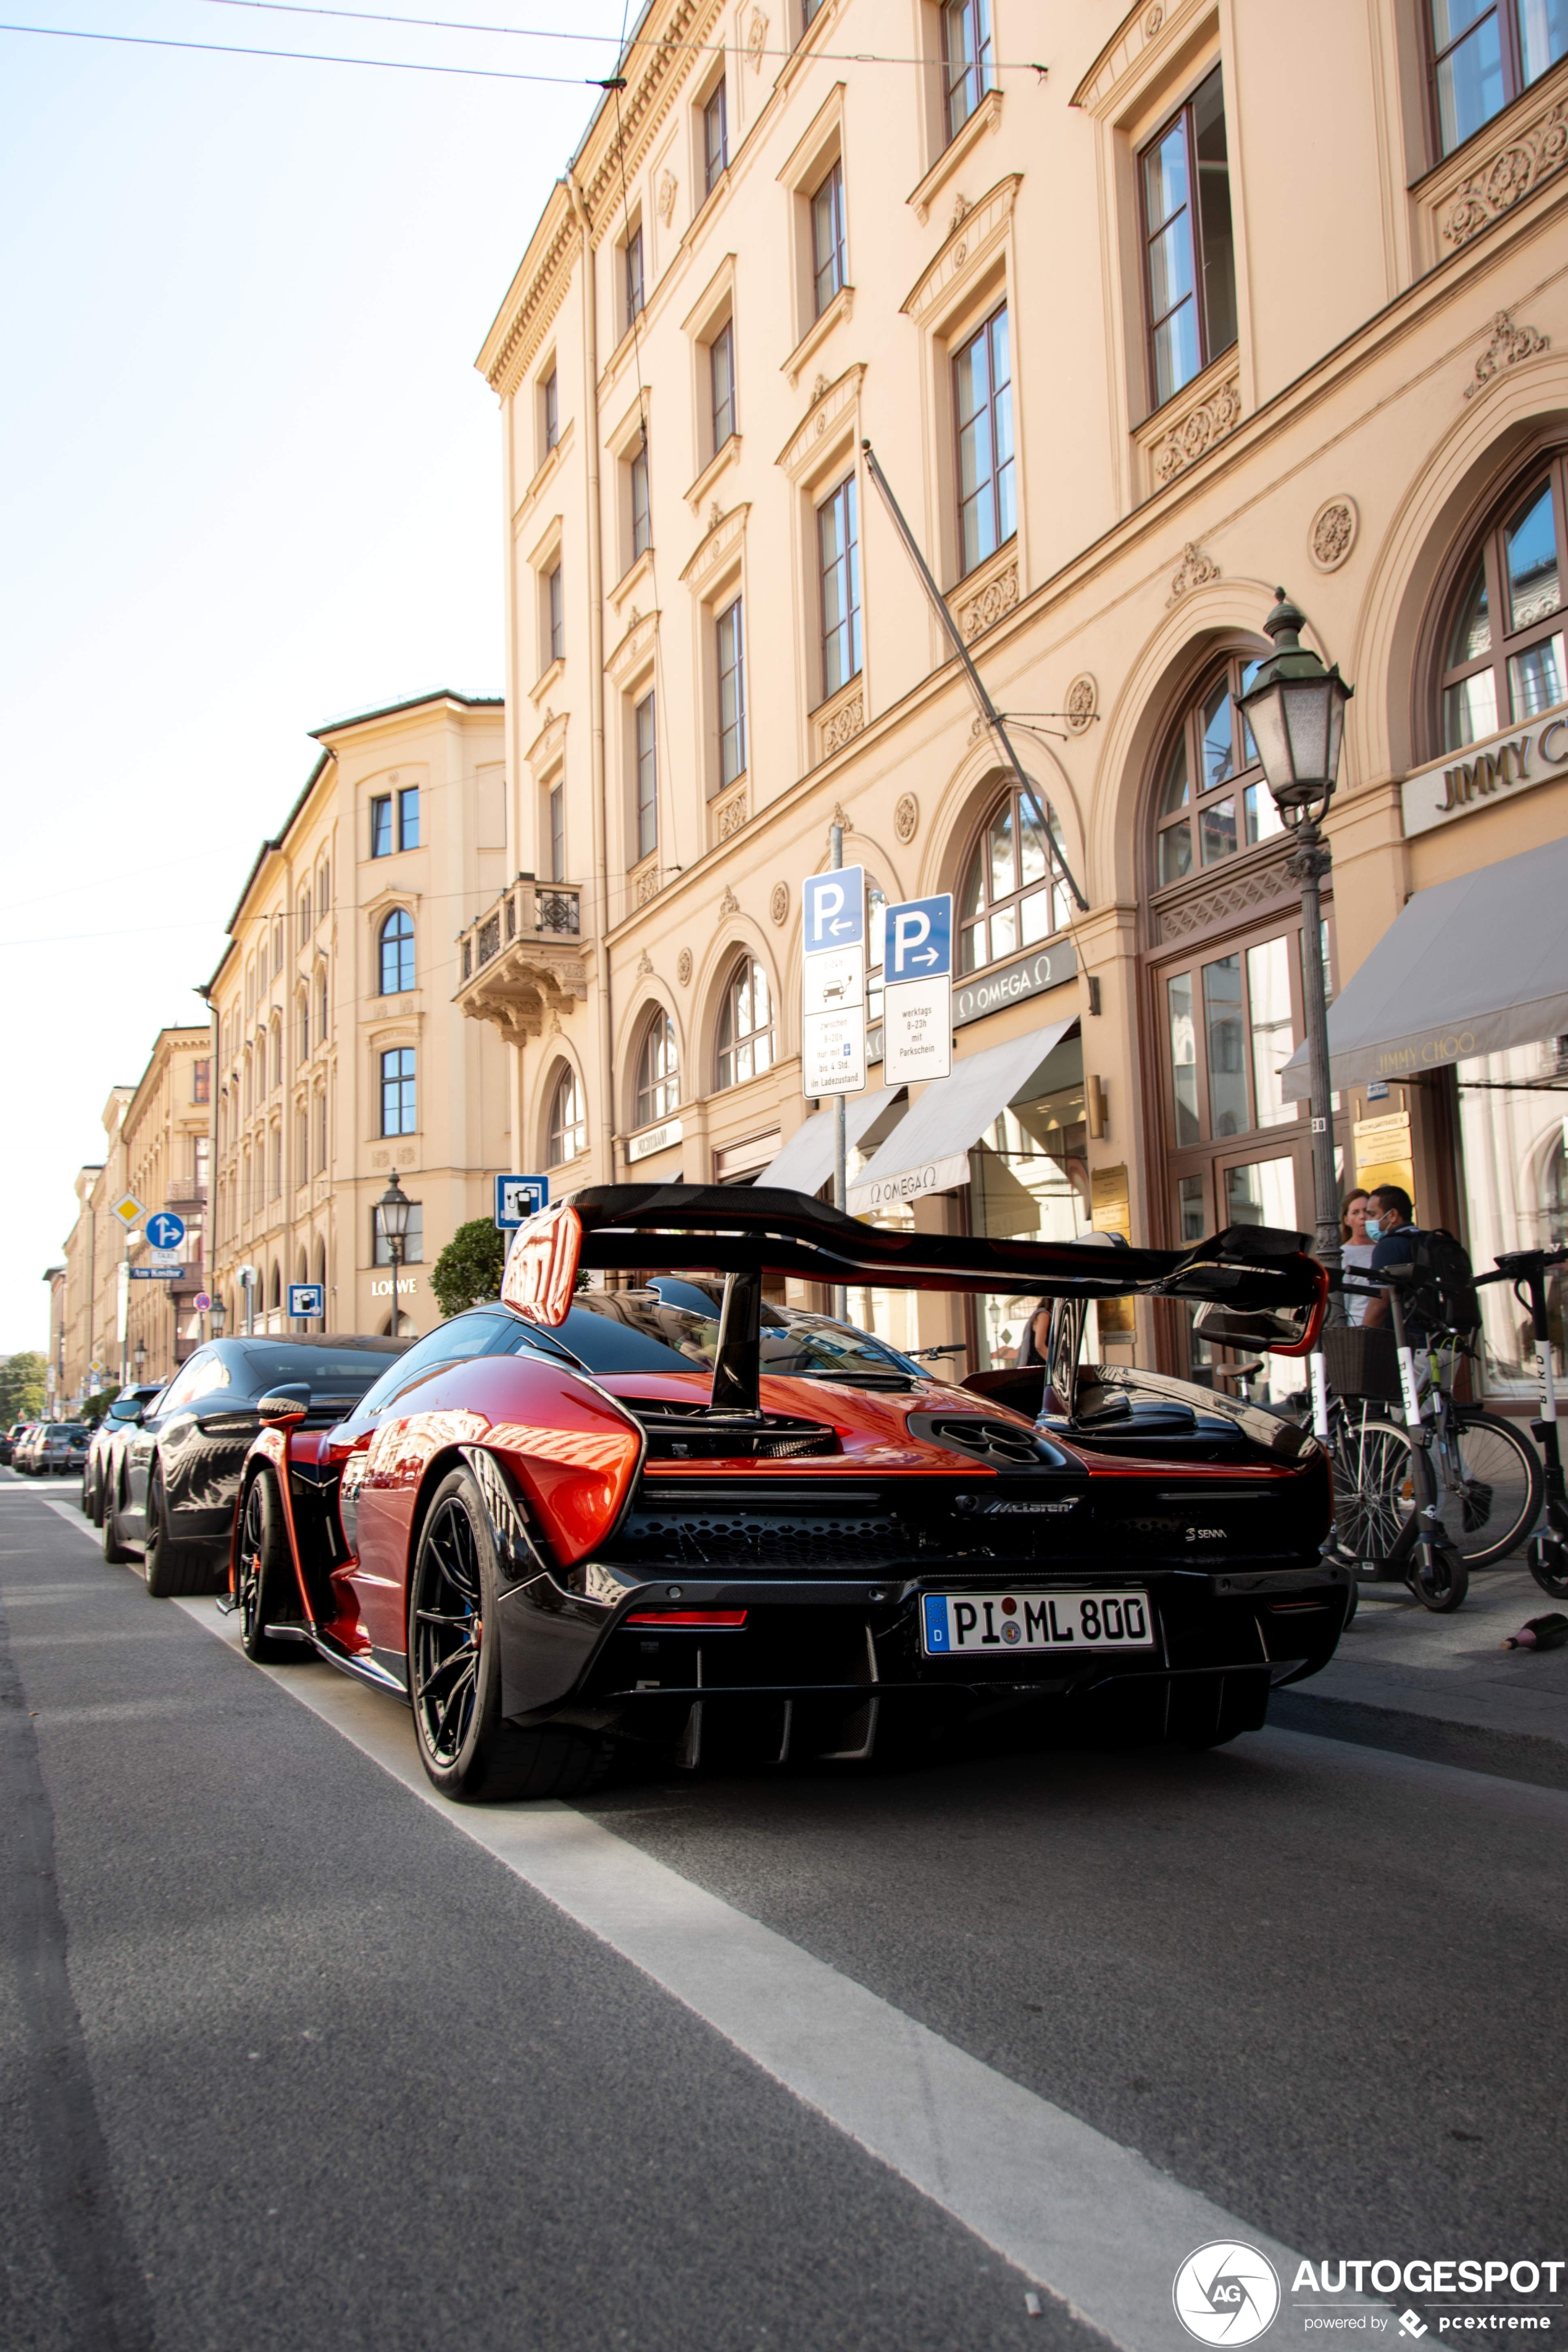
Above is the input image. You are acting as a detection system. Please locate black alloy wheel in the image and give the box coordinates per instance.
[238,1472,306,1663]
[407,1465,611,1804]
[143,1462,214,1599]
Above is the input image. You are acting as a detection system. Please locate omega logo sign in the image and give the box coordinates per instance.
[1403,712,1568,837]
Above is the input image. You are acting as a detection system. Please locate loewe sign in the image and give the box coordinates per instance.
[1402,709,1568,837]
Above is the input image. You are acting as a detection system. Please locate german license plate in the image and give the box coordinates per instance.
[920,1590,1155,1656]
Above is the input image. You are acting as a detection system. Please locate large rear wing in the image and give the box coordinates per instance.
[501,1183,1326,1356]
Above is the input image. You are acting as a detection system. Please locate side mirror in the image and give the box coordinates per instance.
[257,1383,312,1424]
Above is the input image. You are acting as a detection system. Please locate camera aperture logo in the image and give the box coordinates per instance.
[1175,2243,1283,2345]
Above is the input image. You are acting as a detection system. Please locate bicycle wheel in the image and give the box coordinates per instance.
[1329,1414,1413,1569]
[1430,1409,1544,1567]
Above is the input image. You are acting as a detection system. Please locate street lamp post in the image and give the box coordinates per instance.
[377,1175,412,1337]
[1237,590,1354,1301]
[133,1341,147,1387]
[209,1297,227,1340]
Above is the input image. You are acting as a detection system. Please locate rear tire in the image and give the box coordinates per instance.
[101,1487,135,1565]
[143,1466,215,1599]
[407,1466,611,1803]
[238,1472,305,1662]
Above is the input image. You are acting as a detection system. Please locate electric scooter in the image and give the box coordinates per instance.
[1486,1245,1568,1599]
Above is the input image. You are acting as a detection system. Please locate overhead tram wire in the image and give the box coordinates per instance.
[0,19,605,85]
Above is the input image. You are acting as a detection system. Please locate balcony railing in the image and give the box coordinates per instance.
[454,878,590,1040]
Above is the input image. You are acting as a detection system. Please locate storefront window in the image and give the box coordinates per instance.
[1456,1040,1568,1395]
[967,1070,1090,1372]
[1438,453,1568,750]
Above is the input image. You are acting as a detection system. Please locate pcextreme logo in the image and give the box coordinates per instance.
[1174,2243,1283,2345]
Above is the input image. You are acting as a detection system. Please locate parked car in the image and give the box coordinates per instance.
[28,1423,90,1477]
[102,1336,410,1595]
[227,1183,1344,1805]
[6,1422,41,1472]
[82,1387,165,1522]
[14,1424,58,1475]
[1,1421,34,1466]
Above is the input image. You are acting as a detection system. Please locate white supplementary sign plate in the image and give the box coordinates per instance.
[801,945,864,1016]
[920,1588,1156,1656]
[802,1006,867,1095]
[882,977,952,1084]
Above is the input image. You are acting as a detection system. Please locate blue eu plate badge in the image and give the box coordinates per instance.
[922,1595,950,1652]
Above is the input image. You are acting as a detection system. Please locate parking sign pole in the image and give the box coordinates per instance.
[829,822,848,1321]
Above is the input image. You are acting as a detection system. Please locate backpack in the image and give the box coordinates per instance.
[1407,1227,1480,1334]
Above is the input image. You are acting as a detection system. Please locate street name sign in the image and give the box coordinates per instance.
[801,865,866,1097]
[130,1266,184,1280]
[882,894,953,1085]
[494,1174,550,1230]
[288,1283,325,1319]
[111,1192,144,1230]
[147,1211,186,1252]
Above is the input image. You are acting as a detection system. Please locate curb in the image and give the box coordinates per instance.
[1270,1687,1568,1791]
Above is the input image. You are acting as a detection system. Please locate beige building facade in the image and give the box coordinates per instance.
[54,1088,133,1407]
[206,690,511,1340]
[459,0,1568,1397]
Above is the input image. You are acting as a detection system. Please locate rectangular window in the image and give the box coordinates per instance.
[192,1058,211,1105]
[811,160,846,317]
[370,794,393,859]
[194,1135,210,1194]
[1246,937,1296,1131]
[543,366,559,452]
[717,597,747,787]
[704,77,728,194]
[1140,67,1236,409]
[710,320,736,454]
[817,474,861,700]
[1202,954,1248,1139]
[635,691,658,862]
[270,1125,282,1201]
[380,1047,417,1137]
[373,1201,423,1265]
[941,0,993,143]
[624,224,644,332]
[547,562,564,665]
[1428,1,1567,156]
[314,1091,327,1172]
[953,301,1015,575]
[630,438,651,559]
[549,781,565,882]
[803,0,824,27]
[397,786,420,852]
[1167,972,1200,1146]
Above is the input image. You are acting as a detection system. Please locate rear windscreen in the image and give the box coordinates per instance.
[232,1345,404,1401]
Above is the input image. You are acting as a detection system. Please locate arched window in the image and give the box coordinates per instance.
[633,1011,679,1128]
[1150,652,1278,890]
[715,956,774,1089]
[298,988,309,1061]
[378,908,415,995]
[254,1032,265,1100]
[1438,453,1567,751]
[270,1015,282,1090]
[957,782,1073,975]
[269,1263,281,1310]
[317,963,328,1042]
[546,1062,586,1166]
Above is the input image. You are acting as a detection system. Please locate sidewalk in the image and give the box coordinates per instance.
[1271,1559,1568,1788]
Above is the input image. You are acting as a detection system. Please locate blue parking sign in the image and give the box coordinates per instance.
[494,1174,550,1230]
[883,895,953,981]
[802,867,865,952]
[288,1283,324,1320]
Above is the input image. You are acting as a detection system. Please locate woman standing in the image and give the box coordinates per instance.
[1341,1190,1375,1324]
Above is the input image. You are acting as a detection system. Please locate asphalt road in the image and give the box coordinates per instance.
[2,1466,1563,2352]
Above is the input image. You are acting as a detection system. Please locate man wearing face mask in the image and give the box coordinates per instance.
[1359,1183,1428,1341]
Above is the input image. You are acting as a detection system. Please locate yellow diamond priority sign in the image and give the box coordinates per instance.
[111,1193,144,1230]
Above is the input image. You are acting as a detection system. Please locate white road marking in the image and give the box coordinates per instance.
[171,1595,1388,2351]
[41,1499,102,1538]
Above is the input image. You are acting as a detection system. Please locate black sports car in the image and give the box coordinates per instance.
[104,1335,409,1595]
[226,1185,1345,1801]
[82,1385,164,1523]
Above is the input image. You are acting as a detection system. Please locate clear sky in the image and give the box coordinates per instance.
[0,0,630,1354]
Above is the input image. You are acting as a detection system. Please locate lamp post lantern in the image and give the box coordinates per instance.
[377,1175,412,1338]
[209,1296,227,1339]
[1237,590,1354,1298]
[133,1341,146,1384]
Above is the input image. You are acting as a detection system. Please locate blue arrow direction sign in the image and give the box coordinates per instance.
[802,866,865,953]
[146,1210,186,1252]
[884,895,953,981]
[494,1174,550,1231]
[288,1283,324,1320]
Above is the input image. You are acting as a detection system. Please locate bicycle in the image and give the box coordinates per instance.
[1482,1245,1568,1600]
[1316,1272,1542,1611]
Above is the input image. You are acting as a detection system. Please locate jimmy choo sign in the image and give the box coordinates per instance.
[1402,707,1568,837]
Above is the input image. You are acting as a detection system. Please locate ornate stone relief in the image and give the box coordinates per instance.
[719,885,740,919]
[1167,542,1220,604]
[1440,92,1568,247]
[1144,4,1163,30]
[951,191,972,231]
[635,864,661,907]
[778,364,865,482]
[819,691,865,756]
[1065,675,1098,733]
[747,6,767,70]
[677,947,693,985]
[708,500,725,531]
[636,948,654,977]
[903,177,1020,326]
[1149,372,1241,485]
[717,788,748,839]
[1156,858,1293,942]
[894,791,919,843]
[657,169,678,227]
[1309,497,1358,572]
[1463,309,1550,401]
[956,561,1019,641]
[770,882,790,925]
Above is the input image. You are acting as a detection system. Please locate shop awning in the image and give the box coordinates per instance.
[846,1021,1077,1214]
[1280,835,1568,1099]
[756,1083,906,1195]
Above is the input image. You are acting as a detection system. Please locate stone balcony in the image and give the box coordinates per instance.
[453,877,591,1041]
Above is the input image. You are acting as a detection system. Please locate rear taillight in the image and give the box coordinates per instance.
[624,1609,748,1629]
